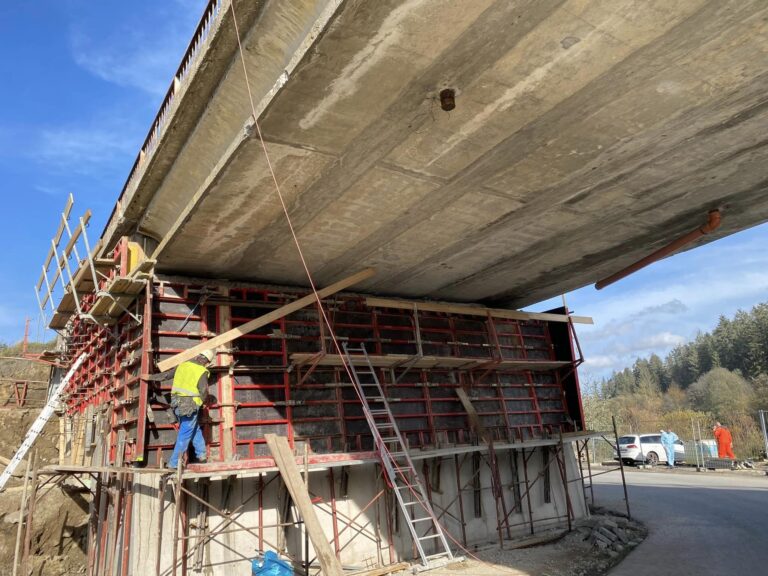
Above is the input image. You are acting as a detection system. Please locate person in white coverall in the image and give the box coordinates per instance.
[660,429,678,468]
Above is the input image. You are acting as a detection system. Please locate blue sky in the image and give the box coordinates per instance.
[0,1,207,341]
[1,2,767,382]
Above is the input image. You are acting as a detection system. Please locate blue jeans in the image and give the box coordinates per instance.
[168,408,206,468]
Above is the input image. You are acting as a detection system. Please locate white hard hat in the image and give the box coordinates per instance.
[199,349,215,363]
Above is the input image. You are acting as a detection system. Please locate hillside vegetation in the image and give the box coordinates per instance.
[585,303,768,458]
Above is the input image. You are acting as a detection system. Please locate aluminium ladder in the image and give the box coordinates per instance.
[342,343,454,570]
[0,354,86,491]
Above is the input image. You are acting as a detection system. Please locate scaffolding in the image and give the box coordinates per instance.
[8,233,625,574]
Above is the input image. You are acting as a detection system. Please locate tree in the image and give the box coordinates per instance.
[687,368,754,421]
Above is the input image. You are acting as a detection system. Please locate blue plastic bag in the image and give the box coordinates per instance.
[251,550,293,575]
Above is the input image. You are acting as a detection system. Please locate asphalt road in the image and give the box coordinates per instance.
[592,468,768,576]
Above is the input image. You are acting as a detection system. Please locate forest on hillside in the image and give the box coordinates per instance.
[584,303,768,458]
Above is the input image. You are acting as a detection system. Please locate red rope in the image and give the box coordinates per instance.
[227,4,552,571]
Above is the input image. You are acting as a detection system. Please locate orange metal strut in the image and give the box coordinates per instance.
[595,209,721,290]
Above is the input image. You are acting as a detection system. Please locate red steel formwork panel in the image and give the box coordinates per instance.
[59,277,582,467]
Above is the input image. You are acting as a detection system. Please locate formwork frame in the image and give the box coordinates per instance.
[41,262,601,575]
[28,428,611,576]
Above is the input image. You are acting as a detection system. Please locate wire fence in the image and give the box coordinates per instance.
[586,416,767,467]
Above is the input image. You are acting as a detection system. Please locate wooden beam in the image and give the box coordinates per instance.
[455,388,488,442]
[39,210,92,307]
[349,562,411,576]
[217,290,236,462]
[265,434,343,576]
[37,195,74,291]
[156,268,375,372]
[365,296,593,324]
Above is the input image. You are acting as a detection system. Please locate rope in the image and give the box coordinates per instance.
[227,4,563,572]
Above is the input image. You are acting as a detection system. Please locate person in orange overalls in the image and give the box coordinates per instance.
[713,422,736,459]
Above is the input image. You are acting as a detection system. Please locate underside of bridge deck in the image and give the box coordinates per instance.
[104,0,768,307]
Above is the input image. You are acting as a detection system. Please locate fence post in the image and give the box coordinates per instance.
[759,410,768,460]
[690,417,700,471]
[612,416,631,520]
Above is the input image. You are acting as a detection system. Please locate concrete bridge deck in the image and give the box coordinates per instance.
[103,0,768,307]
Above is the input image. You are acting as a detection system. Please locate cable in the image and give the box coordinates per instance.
[227,4,562,573]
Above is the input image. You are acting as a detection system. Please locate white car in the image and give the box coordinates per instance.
[615,433,685,466]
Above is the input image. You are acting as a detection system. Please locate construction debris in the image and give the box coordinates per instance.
[576,509,646,558]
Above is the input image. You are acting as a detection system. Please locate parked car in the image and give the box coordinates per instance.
[614,433,685,466]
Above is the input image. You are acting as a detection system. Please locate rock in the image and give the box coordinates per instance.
[598,527,618,541]
[614,528,629,543]
[612,543,624,553]
[594,531,612,545]
[615,517,630,527]
[607,550,619,558]
[3,511,20,525]
[602,519,619,529]
[596,539,609,550]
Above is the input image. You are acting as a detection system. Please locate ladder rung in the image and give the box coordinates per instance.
[402,501,419,507]
[418,534,441,541]
[410,517,434,523]
[425,553,452,560]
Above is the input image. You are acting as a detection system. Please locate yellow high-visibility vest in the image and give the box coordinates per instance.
[171,361,209,407]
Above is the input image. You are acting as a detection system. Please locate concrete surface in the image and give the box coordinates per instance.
[593,468,768,575]
[104,0,768,306]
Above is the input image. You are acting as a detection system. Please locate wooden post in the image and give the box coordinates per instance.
[21,451,40,576]
[12,456,32,576]
[217,296,236,461]
[58,417,65,465]
[265,434,343,576]
[155,476,167,576]
[156,268,375,372]
[172,464,183,576]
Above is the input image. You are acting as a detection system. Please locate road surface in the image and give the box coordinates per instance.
[593,469,768,575]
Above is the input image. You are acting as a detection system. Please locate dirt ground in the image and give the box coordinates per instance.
[430,512,647,576]
[0,408,88,575]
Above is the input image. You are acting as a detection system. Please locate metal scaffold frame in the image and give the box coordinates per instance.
[22,265,605,575]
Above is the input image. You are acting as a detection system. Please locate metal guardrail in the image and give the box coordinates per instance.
[106,0,226,235]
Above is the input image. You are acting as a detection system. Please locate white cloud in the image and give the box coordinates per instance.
[583,355,618,369]
[39,126,134,165]
[35,121,139,179]
[68,2,207,96]
[634,331,686,350]
[71,31,181,96]
[562,226,768,381]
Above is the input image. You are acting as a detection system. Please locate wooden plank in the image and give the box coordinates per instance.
[265,434,343,576]
[157,268,375,372]
[39,210,92,307]
[217,295,236,461]
[36,195,74,291]
[365,296,593,325]
[290,353,570,371]
[456,388,488,442]
[350,562,411,576]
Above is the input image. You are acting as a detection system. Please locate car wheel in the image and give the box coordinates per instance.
[646,451,659,466]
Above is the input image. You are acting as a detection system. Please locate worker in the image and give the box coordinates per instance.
[713,422,736,459]
[146,349,214,469]
[660,429,678,468]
